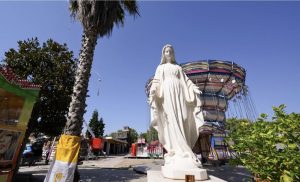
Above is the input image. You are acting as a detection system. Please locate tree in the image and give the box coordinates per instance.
[139,132,147,141]
[128,128,138,145]
[1,38,77,136]
[226,105,300,181]
[64,0,139,136]
[86,110,105,138]
[47,2,139,180]
[146,126,158,143]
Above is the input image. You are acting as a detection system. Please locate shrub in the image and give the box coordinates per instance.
[226,105,300,181]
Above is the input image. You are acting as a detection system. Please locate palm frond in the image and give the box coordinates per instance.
[69,0,139,37]
[121,0,140,17]
[69,0,79,19]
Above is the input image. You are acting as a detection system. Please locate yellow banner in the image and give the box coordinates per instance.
[44,134,81,182]
[55,135,81,163]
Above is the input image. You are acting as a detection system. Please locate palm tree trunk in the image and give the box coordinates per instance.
[64,30,98,136]
[62,30,97,182]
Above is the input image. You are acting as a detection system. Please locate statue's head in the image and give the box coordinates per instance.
[160,44,177,64]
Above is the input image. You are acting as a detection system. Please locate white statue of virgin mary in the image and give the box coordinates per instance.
[148,44,207,180]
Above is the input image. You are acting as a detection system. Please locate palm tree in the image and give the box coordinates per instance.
[44,2,139,181]
[64,0,139,136]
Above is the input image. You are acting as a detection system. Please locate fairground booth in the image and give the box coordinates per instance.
[0,66,39,182]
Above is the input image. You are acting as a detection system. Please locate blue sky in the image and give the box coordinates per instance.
[0,1,299,135]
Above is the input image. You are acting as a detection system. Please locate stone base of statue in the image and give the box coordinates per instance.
[160,153,208,180]
[161,166,208,180]
[147,170,226,182]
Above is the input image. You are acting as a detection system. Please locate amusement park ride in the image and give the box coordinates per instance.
[146,60,257,164]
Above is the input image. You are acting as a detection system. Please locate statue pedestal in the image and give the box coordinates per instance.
[160,152,208,180]
[161,166,208,180]
[147,170,226,182]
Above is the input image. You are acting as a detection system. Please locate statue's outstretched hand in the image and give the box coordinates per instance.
[148,89,155,105]
[193,85,202,94]
[147,97,153,105]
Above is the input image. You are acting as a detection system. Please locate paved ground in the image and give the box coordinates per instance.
[133,160,252,182]
[16,155,252,182]
[17,155,151,182]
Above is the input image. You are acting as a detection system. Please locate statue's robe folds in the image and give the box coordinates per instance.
[149,63,204,168]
